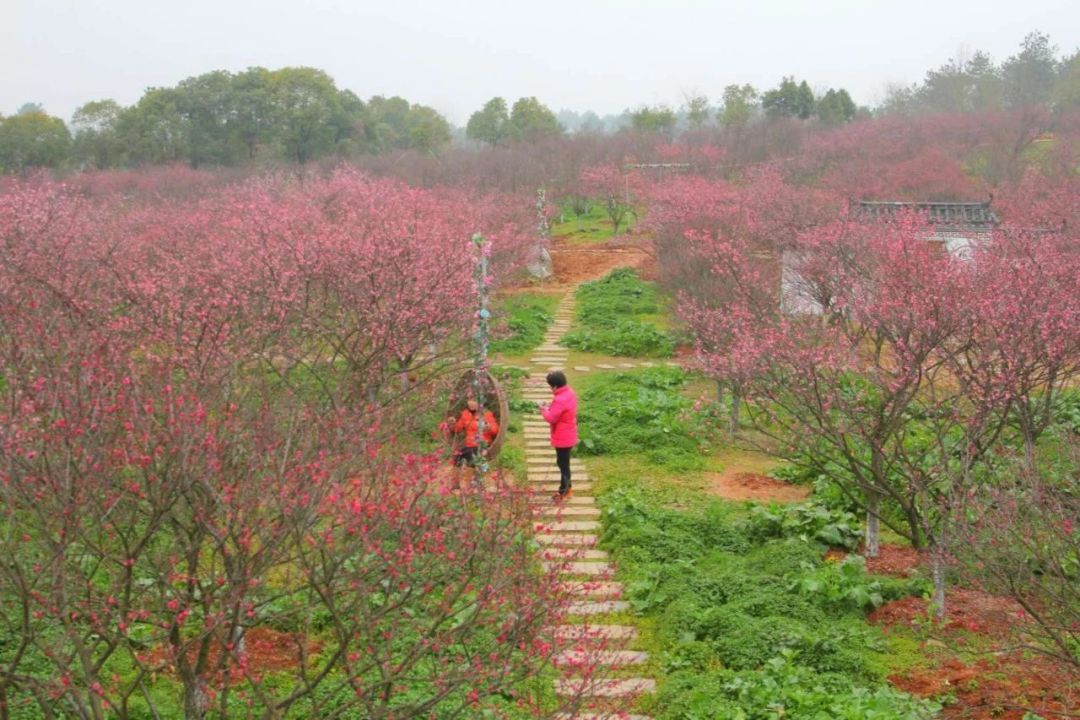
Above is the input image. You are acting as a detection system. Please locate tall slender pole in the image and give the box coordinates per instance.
[471,233,492,482]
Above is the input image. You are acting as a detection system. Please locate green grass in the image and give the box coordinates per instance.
[551,202,637,243]
[574,366,704,471]
[561,269,677,358]
[490,292,559,356]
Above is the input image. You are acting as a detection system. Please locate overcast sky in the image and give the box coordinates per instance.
[3,0,1080,124]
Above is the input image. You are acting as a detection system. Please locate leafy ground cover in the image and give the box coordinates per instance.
[561,269,677,358]
[574,366,703,470]
[490,292,559,356]
[595,480,937,719]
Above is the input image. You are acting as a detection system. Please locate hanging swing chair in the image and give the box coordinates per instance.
[445,368,510,459]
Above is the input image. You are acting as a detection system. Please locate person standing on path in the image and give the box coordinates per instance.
[538,371,578,502]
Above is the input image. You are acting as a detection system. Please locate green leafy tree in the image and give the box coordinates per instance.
[265,67,345,163]
[682,94,711,128]
[466,97,510,147]
[629,105,676,135]
[366,94,411,151]
[509,96,562,141]
[1002,31,1059,108]
[327,88,368,155]
[71,99,123,168]
[173,70,238,166]
[0,109,71,171]
[406,104,451,153]
[965,51,1005,111]
[762,77,815,119]
[1053,50,1080,111]
[815,88,857,125]
[115,87,191,165]
[719,84,759,129]
[917,51,1003,113]
[228,67,275,160]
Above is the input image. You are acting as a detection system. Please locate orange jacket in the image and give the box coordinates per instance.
[453,408,499,448]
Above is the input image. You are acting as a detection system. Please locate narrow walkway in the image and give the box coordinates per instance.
[520,292,655,719]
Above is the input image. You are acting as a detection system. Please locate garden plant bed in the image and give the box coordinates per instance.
[871,589,1080,718]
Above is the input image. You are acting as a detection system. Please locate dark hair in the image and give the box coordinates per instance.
[546,370,567,388]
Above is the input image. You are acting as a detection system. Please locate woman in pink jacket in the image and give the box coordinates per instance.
[538,370,578,502]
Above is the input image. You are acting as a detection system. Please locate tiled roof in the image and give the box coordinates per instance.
[858,201,999,229]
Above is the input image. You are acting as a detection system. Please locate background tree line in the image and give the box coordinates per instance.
[0,67,453,172]
[3,30,1080,174]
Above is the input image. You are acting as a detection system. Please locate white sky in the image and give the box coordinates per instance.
[3,0,1079,124]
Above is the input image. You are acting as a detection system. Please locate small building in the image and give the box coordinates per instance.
[780,199,1000,314]
[856,200,999,259]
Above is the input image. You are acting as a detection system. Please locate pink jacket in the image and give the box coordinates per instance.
[540,385,578,448]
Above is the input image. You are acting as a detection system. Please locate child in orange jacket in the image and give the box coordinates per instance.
[449,398,498,467]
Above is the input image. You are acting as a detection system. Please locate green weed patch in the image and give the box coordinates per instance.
[576,366,703,471]
[598,485,937,719]
[490,293,558,355]
[561,269,676,358]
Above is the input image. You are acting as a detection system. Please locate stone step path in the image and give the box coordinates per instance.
[521,290,654,718]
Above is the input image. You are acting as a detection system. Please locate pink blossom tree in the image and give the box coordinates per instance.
[0,173,600,719]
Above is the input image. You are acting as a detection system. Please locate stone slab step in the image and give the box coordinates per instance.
[543,561,615,576]
[554,714,653,720]
[554,649,649,667]
[548,625,638,641]
[541,547,608,561]
[530,494,595,506]
[555,580,623,598]
[527,474,590,483]
[535,506,600,518]
[528,485,594,495]
[534,520,600,533]
[530,494,594,505]
[535,533,598,547]
[554,678,656,697]
[566,600,630,615]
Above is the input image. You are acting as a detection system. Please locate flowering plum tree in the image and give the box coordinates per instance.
[655,163,1080,616]
[0,173,596,719]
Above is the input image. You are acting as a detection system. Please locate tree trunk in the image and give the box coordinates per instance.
[864,491,881,558]
[729,384,741,436]
[183,677,209,720]
[930,552,947,619]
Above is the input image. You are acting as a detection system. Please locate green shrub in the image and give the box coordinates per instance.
[742,501,863,550]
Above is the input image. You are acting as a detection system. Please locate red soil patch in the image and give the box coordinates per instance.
[709,472,810,503]
[549,237,651,286]
[145,627,321,684]
[870,589,1080,718]
[825,544,924,577]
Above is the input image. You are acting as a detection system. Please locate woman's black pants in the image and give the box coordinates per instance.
[555,447,572,494]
